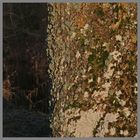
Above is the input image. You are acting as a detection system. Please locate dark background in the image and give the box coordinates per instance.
[3,3,53,137]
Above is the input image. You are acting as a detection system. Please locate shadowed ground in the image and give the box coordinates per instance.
[3,98,52,137]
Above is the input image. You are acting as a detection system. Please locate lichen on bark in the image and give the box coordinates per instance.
[47,3,137,137]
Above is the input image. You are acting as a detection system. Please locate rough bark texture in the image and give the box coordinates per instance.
[47,3,137,137]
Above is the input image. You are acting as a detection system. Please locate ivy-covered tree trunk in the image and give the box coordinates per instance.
[47,3,137,137]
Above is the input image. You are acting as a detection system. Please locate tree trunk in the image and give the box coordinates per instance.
[47,3,137,137]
